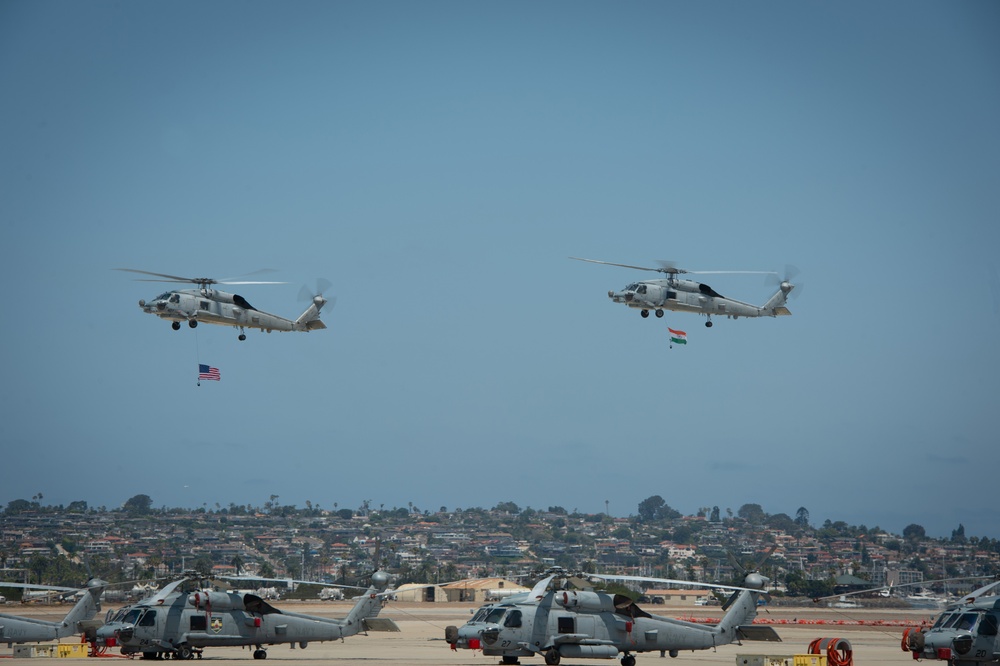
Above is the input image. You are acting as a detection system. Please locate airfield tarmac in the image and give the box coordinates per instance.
[3,601,935,665]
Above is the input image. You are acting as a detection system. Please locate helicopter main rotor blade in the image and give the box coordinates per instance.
[569,257,671,273]
[116,268,287,287]
[588,574,766,594]
[115,268,203,283]
[218,280,288,285]
[571,258,776,277]
[693,270,779,276]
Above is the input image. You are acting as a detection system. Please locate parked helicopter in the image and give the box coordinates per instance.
[0,578,106,647]
[902,579,1000,664]
[570,257,796,327]
[116,269,330,341]
[94,571,397,659]
[445,567,778,666]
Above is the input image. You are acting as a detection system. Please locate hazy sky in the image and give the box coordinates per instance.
[2,1,998,540]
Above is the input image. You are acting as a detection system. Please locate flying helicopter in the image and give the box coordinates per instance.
[116,269,331,341]
[444,567,778,666]
[903,579,1000,665]
[570,257,797,327]
[0,578,106,647]
[94,571,398,660]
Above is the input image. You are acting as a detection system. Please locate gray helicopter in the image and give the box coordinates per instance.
[903,579,1000,664]
[0,578,107,647]
[570,257,796,327]
[445,567,778,666]
[94,571,397,659]
[117,269,330,341]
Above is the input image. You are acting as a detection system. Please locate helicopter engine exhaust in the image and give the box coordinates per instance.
[189,591,239,611]
[554,590,618,613]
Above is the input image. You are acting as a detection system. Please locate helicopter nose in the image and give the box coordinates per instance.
[447,625,485,650]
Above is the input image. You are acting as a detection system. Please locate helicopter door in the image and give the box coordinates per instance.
[645,285,664,305]
[133,609,158,645]
[972,613,999,660]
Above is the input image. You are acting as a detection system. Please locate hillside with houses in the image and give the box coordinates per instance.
[2,496,996,604]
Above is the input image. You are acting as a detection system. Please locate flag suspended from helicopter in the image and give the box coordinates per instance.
[668,327,687,347]
[198,364,221,381]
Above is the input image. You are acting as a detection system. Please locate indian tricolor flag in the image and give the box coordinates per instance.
[668,327,687,345]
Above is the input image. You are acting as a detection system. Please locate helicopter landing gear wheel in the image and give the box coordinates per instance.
[621,655,636,666]
[253,648,267,659]
[544,648,561,665]
[501,657,520,665]
[238,333,246,341]
[172,321,181,331]
[175,644,193,660]
[655,309,664,318]
[188,320,198,329]
[640,310,649,318]
[705,319,713,328]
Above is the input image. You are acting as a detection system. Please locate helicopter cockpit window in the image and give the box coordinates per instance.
[122,609,142,625]
[636,284,647,294]
[138,610,156,627]
[484,607,507,624]
[954,613,978,631]
[941,612,963,629]
[471,608,490,623]
[155,292,171,301]
[169,294,180,303]
[932,612,952,629]
[980,613,999,636]
[503,610,522,628]
[626,283,638,291]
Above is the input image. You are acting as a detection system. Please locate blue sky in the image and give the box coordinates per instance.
[2,1,998,540]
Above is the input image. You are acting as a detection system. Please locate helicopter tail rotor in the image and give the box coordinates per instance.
[766,265,803,299]
[295,279,334,331]
[721,545,775,610]
[298,278,335,310]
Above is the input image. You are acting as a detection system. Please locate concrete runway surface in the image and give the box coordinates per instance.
[3,600,935,664]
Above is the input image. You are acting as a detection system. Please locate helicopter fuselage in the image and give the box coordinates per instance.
[610,278,792,322]
[905,596,1000,664]
[96,574,396,659]
[447,585,775,665]
[139,288,326,337]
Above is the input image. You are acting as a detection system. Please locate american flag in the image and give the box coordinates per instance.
[198,364,221,381]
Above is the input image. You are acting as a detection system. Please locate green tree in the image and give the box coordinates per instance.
[123,494,153,515]
[5,499,33,514]
[737,503,766,524]
[493,501,520,514]
[951,524,966,543]
[766,513,796,533]
[795,506,810,528]
[638,496,665,521]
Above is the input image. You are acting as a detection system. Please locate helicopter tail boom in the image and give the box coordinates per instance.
[714,589,776,644]
[294,296,327,331]
[760,282,794,316]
